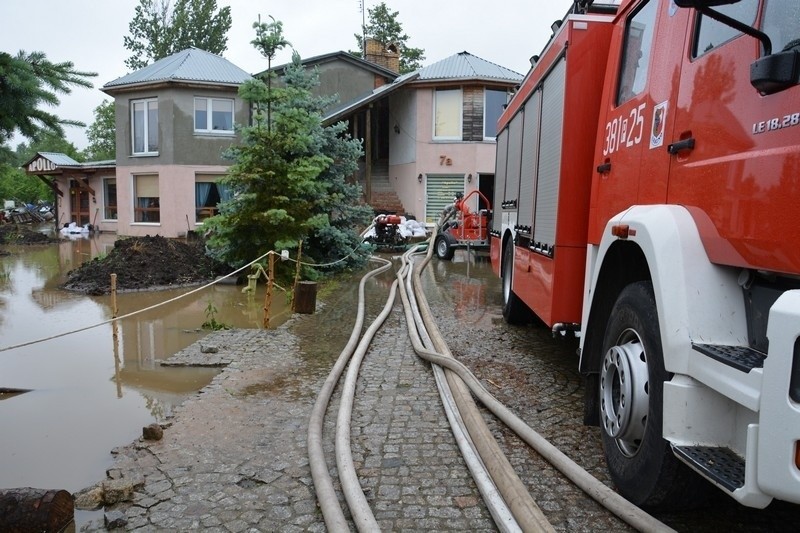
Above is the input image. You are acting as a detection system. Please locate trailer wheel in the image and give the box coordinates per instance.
[435,235,455,260]
[599,281,705,509]
[501,242,526,324]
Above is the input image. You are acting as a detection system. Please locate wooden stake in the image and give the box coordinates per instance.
[292,240,303,312]
[111,273,118,318]
[110,274,121,398]
[263,253,274,328]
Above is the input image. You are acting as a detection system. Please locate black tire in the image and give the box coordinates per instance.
[599,281,707,510]
[435,235,454,260]
[501,241,527,324]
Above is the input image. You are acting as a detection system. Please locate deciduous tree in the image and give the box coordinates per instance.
[84,100,116,161]
[0,133,81,204]
[123,0,232,71]
[353,2,425,73]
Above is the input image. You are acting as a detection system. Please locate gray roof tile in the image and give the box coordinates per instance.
[36,152,81,166]
[416,51,522,83]
[104,47,252,89]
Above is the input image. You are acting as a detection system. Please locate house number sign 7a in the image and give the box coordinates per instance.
[439,155,453,166]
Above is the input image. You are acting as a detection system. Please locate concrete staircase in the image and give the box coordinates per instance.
[364,161,406,215]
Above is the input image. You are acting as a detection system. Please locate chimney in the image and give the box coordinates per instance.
[365,38,400,74]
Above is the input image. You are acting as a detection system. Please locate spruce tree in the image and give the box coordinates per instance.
[204,20,371,277]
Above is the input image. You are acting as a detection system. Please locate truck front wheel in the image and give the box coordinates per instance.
[599,281,704,509]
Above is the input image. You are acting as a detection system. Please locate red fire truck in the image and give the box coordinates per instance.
[491,0,800,509]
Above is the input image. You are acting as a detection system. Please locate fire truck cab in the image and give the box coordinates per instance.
[491,0,800,509]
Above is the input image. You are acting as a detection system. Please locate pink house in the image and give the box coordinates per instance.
[325,50,522,223]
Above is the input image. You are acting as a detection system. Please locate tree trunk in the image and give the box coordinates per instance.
[294,281,318,314]
[0,488,74,532]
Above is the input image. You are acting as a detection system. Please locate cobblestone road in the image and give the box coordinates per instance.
[82,255,800,531]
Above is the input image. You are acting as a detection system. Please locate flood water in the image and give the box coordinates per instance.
[0,229,289,495]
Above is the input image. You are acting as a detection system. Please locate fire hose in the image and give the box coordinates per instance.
[398,238,675,533]
[308,230,676,532]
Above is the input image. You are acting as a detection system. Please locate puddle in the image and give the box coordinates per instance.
[0,229,289,497]
[0,235,498,529]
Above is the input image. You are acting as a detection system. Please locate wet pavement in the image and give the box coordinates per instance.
[79,253,800,531]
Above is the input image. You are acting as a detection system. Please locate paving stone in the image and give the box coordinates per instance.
[80,260,791,532]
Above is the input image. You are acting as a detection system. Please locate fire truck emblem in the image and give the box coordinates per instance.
[650,101,668,149]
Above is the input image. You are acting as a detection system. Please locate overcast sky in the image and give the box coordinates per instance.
[2,0,575,150]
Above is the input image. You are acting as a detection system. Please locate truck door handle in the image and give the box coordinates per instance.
[597,161,612,174]
[667,137,695,155]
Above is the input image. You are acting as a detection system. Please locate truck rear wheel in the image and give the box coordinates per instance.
[501,242,527,324]
[599,281,705,509]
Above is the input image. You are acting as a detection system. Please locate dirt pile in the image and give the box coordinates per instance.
[0,225,57,245]
[63,235,229,295]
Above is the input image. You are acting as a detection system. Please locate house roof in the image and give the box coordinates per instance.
[22,152,115,174]
[103,47,252,92]
[413,51,523,83]
[264,51,399,81]
[324,73,419,125]
[323,51,522,125]
[31,152,80,167]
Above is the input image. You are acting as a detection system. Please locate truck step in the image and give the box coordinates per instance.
[692,343,766,373]
[673,445,745,492]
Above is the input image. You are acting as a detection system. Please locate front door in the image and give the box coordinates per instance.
[70,180,91,225]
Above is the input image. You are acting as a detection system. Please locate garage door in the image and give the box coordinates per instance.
[425,175,463,223]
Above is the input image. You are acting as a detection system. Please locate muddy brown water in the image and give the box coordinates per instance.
[0,229,289,496]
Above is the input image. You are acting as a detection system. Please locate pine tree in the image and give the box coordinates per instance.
[0,51,95,145]
[354,2,425,73]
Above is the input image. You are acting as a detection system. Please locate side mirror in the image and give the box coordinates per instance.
[751,50,800,95]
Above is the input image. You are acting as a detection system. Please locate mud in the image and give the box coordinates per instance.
[62,235,229,295]
[0,224,57,245]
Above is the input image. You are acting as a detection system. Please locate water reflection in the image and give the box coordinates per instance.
[0,230,288,493]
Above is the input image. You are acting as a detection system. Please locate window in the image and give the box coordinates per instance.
[693,0,758,57]
[761,0,800,55]
[434,89,462,139]
[134,174,160,223]
[103,178,117,220]
[194,97,234,132]
[484,89,508,139]
[195,176,233,222]
[617,0,657,105]
[131,99,158,154]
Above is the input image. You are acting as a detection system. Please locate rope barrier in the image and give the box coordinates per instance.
[0,249,277,353]
[284,236,369,269]
[0,233,376,354]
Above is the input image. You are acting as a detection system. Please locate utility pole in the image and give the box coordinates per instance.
[359,0,366,59]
